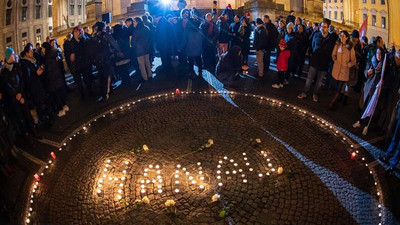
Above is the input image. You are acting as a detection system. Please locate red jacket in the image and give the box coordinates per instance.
[277,49,291,71]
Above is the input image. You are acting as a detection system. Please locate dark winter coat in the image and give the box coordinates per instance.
[200,21,218,46]
[0,63,25,115]
[132,23,152,57]
[310,32,337,71]
[155,17,175,54]
[216,45,242,75]
[229,21,241,47]
[70,36,88,72]
[286,15,295,25]
[44,48,65,92]
[253,25,268,51]
[182,18,203,57]
[218,20,230,44]
[239,25,251,56]
[265,22,278,50]
[20,57,46,105]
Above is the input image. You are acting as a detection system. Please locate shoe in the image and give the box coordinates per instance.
[57,110,66,117]
[297,93,307,99]
[284,79,289,85]
[63,105,70,112]
[279,84,284,88]
[272,84,281,89]
[352,121,361,128]
[312,94,318,102]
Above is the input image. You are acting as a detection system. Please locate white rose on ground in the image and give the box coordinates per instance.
[143,144,149,151]
[211,194,220,202]
[208,139,214,145]
[277,167,284,174]
[142,196,150,204]
[255,138,261,144]
[165,199,176,207]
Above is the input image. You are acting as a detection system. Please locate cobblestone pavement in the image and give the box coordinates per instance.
[24,92,390,225]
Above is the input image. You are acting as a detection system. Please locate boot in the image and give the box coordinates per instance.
[328,93,340,110]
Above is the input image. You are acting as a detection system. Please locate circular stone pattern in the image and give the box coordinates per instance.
[26,93,382,225]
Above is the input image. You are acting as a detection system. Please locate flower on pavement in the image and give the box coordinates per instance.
[165,199,176,207]
[142,196,150,204]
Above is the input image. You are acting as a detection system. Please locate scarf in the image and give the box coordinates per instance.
[207,22,213,35]
[22,56,37,65]
[3,62,13,71]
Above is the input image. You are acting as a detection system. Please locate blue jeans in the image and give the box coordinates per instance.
[385,119,400,169]
[302,66,327,95]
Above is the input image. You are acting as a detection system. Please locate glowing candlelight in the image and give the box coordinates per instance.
[189,176,193,180]
[200,185,205,189]
[200,177,204,180]
[218,183,223,186]
[175,189,180,193]
[243,179,247,183]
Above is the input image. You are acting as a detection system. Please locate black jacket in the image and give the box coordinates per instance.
[218,21,230,44]
[20,57,47,105]
[229,21,241,46]
[254,25,268,51]
[155,17,174,54]
[264,22,277,50]
[310,32,336,71]
[132,23,152,57]
[0,63,25,114]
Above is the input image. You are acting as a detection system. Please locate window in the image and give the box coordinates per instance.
[48,5,52,17]
[22,32,27,38]
[78,5,82,15]
[324,11,326,18]
[381,0,385,5]
[372,15,376,26]
[36,5,41,19]
[6,37,12,43]
[371,0,375,4]
[22,6,28,21]
[363,13,368,21]
[334,0,337,2]
[341,0,343,2]
[362,0,366,3]
[36,28,41,33]
[329,0,331,2]
[329,11,331,19]
[70,4,75,15]
[381,16,386,28]
[7,0,12,7]
[49,26,53,30]
[71,21,75,26]
[334,11,337,20]
[6,9,12,25]
[341,11,344,20]
[36,35,42,43]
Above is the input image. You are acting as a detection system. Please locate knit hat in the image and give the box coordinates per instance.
[279,39,287,48]
[245,12,250,17]
[286,22,294,30]
[227,4,231,8]
[351,29,359,38]
[5,47,14,61]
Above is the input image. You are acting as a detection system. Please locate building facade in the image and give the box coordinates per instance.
[0,0,87,58]
[322,0,398,48]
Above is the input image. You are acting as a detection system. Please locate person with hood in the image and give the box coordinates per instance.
[253,18,268,79]
[216,45,249,88]
[221,4,235,24]
[0,47,38,143]
[132,17,153,81]
[297,20,336,102]
[328,30,356,110]
[20,43,48,125]
[201,13,219,69]
[154,14,175,72]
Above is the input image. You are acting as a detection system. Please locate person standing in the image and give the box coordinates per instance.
[183,15,203,78]
[263,15,277,72]
[239,18,251,65]
[253,18,268,79]
[229,15,241,48]
[217,16,230,58]
[272,39,291,89]
[286,10,295,25]
[132,17,153,81]
[329,30,356,110]
[284,22,297,84]
[297,20,336,102]
[200,13,218,69]
[154,14,174,72]
[295,24,308,77]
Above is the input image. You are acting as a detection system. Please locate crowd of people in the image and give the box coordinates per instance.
[1,5,400,178]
